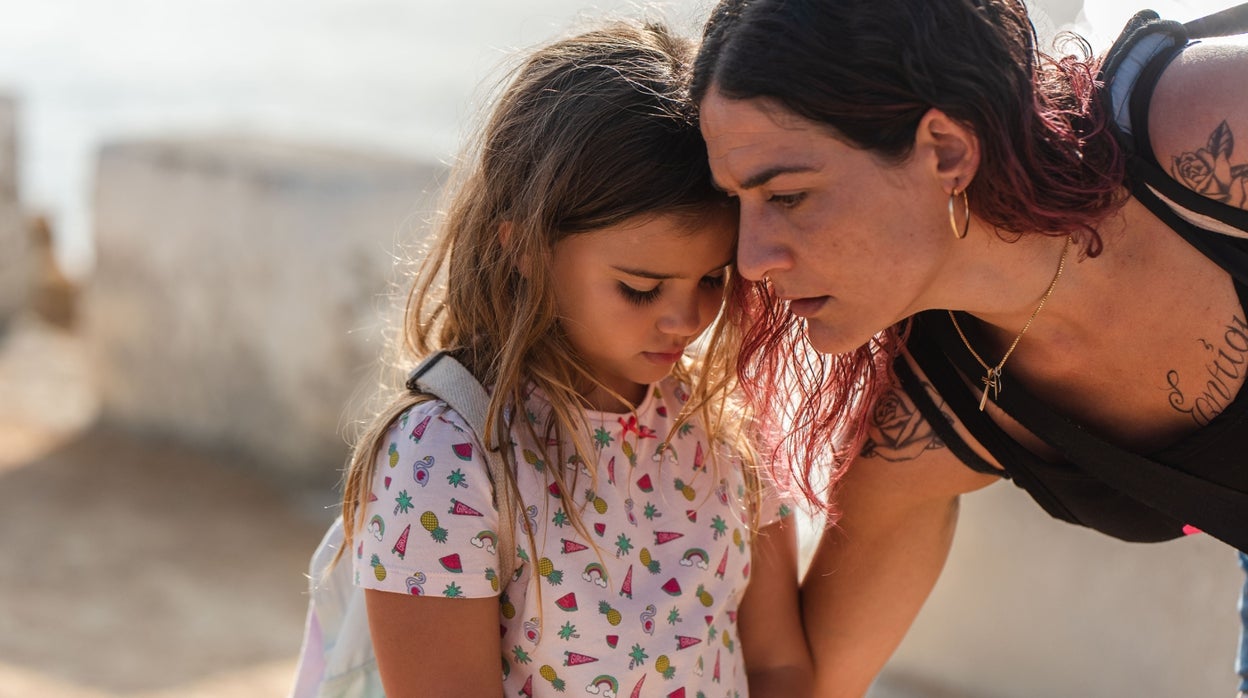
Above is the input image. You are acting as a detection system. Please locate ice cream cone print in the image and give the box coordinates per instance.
[448,499,484,517]
[410,415,430,442]
[391,525,410,559]
[564,651,599,667]
[715,548,728,579]
[713,649,721,682]
[629,673,646,698]
[675,635,701,650]
[693,441,705,472]
[620,564,634,599]
[654,531,684,545]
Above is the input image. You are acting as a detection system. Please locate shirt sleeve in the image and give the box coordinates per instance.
[352,400,505,599]
[754,457,797,528]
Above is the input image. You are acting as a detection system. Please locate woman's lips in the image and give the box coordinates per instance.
[788,296,830,318]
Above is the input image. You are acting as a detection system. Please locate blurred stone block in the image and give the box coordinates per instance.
[86,137,445,486]
[0,95,30,331]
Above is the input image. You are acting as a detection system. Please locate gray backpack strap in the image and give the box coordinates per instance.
[406,351,518,584]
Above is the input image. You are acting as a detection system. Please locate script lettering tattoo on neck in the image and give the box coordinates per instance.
[861,384,946,462]
[1165,314,1248,427]
[1171,121,1248,207]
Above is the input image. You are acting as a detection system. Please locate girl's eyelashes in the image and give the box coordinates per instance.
[767,192,806,208]
[618,282,662,306]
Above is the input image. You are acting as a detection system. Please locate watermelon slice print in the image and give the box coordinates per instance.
[593,523,607,537]
[686,510,697,522]
[606,634,619,648]
[439,554,462,573]
[519,674,533,698]
[383,476,392,490]
[554,592,578,612]
[564,651,599,666]
[448,499,484,517]
[675,635,701,650]
[693,441,705,471]
[661,578,681,596]
[548,482,561,498]
[636,473,654,492]
[452,442,473,460]
[668,689,686,698]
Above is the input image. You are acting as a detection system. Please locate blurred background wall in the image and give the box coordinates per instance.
[0,1,1243,696]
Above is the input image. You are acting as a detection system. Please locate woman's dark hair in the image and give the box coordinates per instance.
[690,0,1128,511]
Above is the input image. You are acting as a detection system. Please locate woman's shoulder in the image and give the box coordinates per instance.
[1150,39,1248,210]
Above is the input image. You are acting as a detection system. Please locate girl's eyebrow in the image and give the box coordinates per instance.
[612,258,734,280]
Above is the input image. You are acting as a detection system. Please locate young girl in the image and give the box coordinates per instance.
[337,21,810,698]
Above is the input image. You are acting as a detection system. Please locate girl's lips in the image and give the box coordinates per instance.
[643,351,685,365]
[788,295,830,318]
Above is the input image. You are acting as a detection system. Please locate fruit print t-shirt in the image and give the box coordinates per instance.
[353,375,792,698]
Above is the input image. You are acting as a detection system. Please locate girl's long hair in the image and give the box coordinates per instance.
[339,21,754,571]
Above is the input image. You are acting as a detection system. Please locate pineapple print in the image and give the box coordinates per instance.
[369,554,386,581]
[420,511,448,543]
[673,478,696,502]
[387,442,399,468]
[584,489,608,515]
[500,592,516,619]
[486,567,500,592]
[539,664,566,692]
[639,547,661,574]
[655,654,675,680]
[695,584,713,607]
[536,557,564,585]
[598,600,622,626]
[732,528,745,553]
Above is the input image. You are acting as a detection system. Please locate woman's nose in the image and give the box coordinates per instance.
[734,207,792,282]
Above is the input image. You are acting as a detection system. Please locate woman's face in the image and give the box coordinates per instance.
[700,88,953,354]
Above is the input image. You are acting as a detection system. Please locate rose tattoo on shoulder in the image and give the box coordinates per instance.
[1171,120,1248,208]
[860,387,945,462]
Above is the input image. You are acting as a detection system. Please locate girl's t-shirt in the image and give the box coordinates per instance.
[353,375,792,698]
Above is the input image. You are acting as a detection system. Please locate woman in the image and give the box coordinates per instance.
[690,0,1248,695]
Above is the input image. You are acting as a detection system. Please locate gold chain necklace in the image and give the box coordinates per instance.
[948,235,1072,411]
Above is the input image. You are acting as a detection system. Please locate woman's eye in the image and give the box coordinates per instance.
[768,192,805,208]
[619,282,662,306]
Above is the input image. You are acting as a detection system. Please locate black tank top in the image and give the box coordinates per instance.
[901,8,1248,551]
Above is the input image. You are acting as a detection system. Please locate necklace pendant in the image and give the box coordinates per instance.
[979,368,1003,411]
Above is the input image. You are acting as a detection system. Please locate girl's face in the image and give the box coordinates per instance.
[550,211,735,411]
[699,88,953,355]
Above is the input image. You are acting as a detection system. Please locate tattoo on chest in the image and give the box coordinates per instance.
[1171,120,1248,207]
[1165,314,1248,427]
[861,385,946,462]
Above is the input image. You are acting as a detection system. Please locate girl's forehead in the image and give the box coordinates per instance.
[561,213,736,271]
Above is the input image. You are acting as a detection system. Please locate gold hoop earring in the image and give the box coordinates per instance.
[949,189,970,239]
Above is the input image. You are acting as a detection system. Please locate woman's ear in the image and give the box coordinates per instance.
[914,108,981,195]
